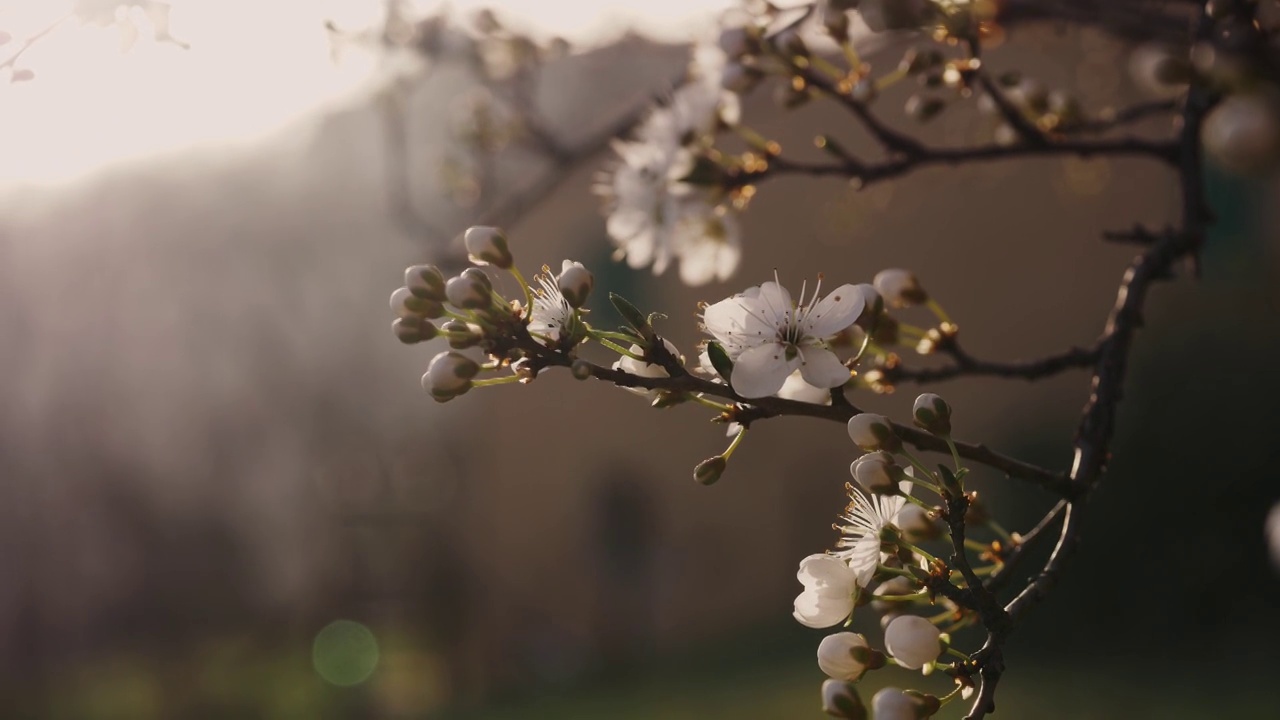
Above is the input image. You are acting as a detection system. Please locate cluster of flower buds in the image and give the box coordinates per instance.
[388,226,597,402]
[786,394,1020,716]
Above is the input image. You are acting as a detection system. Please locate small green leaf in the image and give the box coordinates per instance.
[707,341,734,382]
[609,292,652,339]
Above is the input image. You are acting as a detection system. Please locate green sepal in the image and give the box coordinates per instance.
[706,341,735,382]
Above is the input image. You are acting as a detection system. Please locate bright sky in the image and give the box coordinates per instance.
[0,0,731,186]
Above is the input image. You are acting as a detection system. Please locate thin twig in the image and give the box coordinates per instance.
[888,343,1101,385]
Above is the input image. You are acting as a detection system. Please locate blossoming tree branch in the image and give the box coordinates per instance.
[386,1,1276,718]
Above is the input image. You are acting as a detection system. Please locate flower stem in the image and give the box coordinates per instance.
[900,541,938,565]
[945,437,964,474]
[723,426,748,460]
[987,519,1015,544]
[898,448,943,494]
[508,265,534,315]
[472,375,522,388]
[874,591,929,603]
[874,66,908,92]
[598,337,645,361]
[946,647,970,661]
[926,298,953,325]
[841,40,862,73]
[938,683,965,706]
[690,394,733,412]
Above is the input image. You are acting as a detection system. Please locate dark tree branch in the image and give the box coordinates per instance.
[502,329,1074,496]
[886,342,1102,385]
[1070,99,1181,135]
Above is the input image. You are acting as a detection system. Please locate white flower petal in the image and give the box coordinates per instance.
[797,346,851,389]
[802,283,865,338]
[731,342,797,398]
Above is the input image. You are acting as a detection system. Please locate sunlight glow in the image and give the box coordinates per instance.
[0,0,730,186]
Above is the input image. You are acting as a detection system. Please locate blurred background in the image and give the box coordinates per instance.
[0,1,1277,718]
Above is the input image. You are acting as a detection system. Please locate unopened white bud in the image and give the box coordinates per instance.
[391,286,439,320]
[871,577,918,613]
[872,688,938,720]
[821,679,867,719]
[883,615,942,670]
[441,320,483,349]
[873,269,928,307]
[896,504,941,542]
[1202,93,1280,176]
[445,268,493,309]
[852,283,884,329]
[422,351,479,401]
[851,451,900,494]
[912,393,952,436]
[847,413,901,453]
[556,260,594,308]
[817,632,874,681]
[463,226,513,268]
[392,317,437,344]
[405,264,447,301]
[717,25,752,58]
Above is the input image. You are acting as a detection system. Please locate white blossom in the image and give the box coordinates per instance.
[817,632,872,681]
[613,339,681,397]
[528,272,577,347]
[793,554,858,628]
[883,615,942,670]
[778,370,833,405]
[701,279,862,398]
[832,480,913,587]
[671,203,742,286]
[599,139,692,276]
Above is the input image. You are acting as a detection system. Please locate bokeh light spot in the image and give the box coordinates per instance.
[313,620,380,687]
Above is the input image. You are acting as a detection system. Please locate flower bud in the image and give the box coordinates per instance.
[851,451,901,494]
[556,260,594,309]
[442,320,483,349]
[883,615,942,670]
[774,27,808,58]
[570,358,593,380]
[852,283,884,330]
[1202,92,1280,176]
[391,286,439,320]
[392,317,438,344]
[405,264,447,301]
[896,504,941,542]
[904,95,945,122]
[873,269,928,307]
[911,393,952,436]
[694,455,727,485]
[794,554,858,628]
[817,632,877,681]
[847,414,901,453]
[463,226,513,268]
[871,688,937,720]
[445,268,493,309]
[717,25,753,59]
[422,351,479,401]
[821,679,868,719]
[871,577,918,613]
